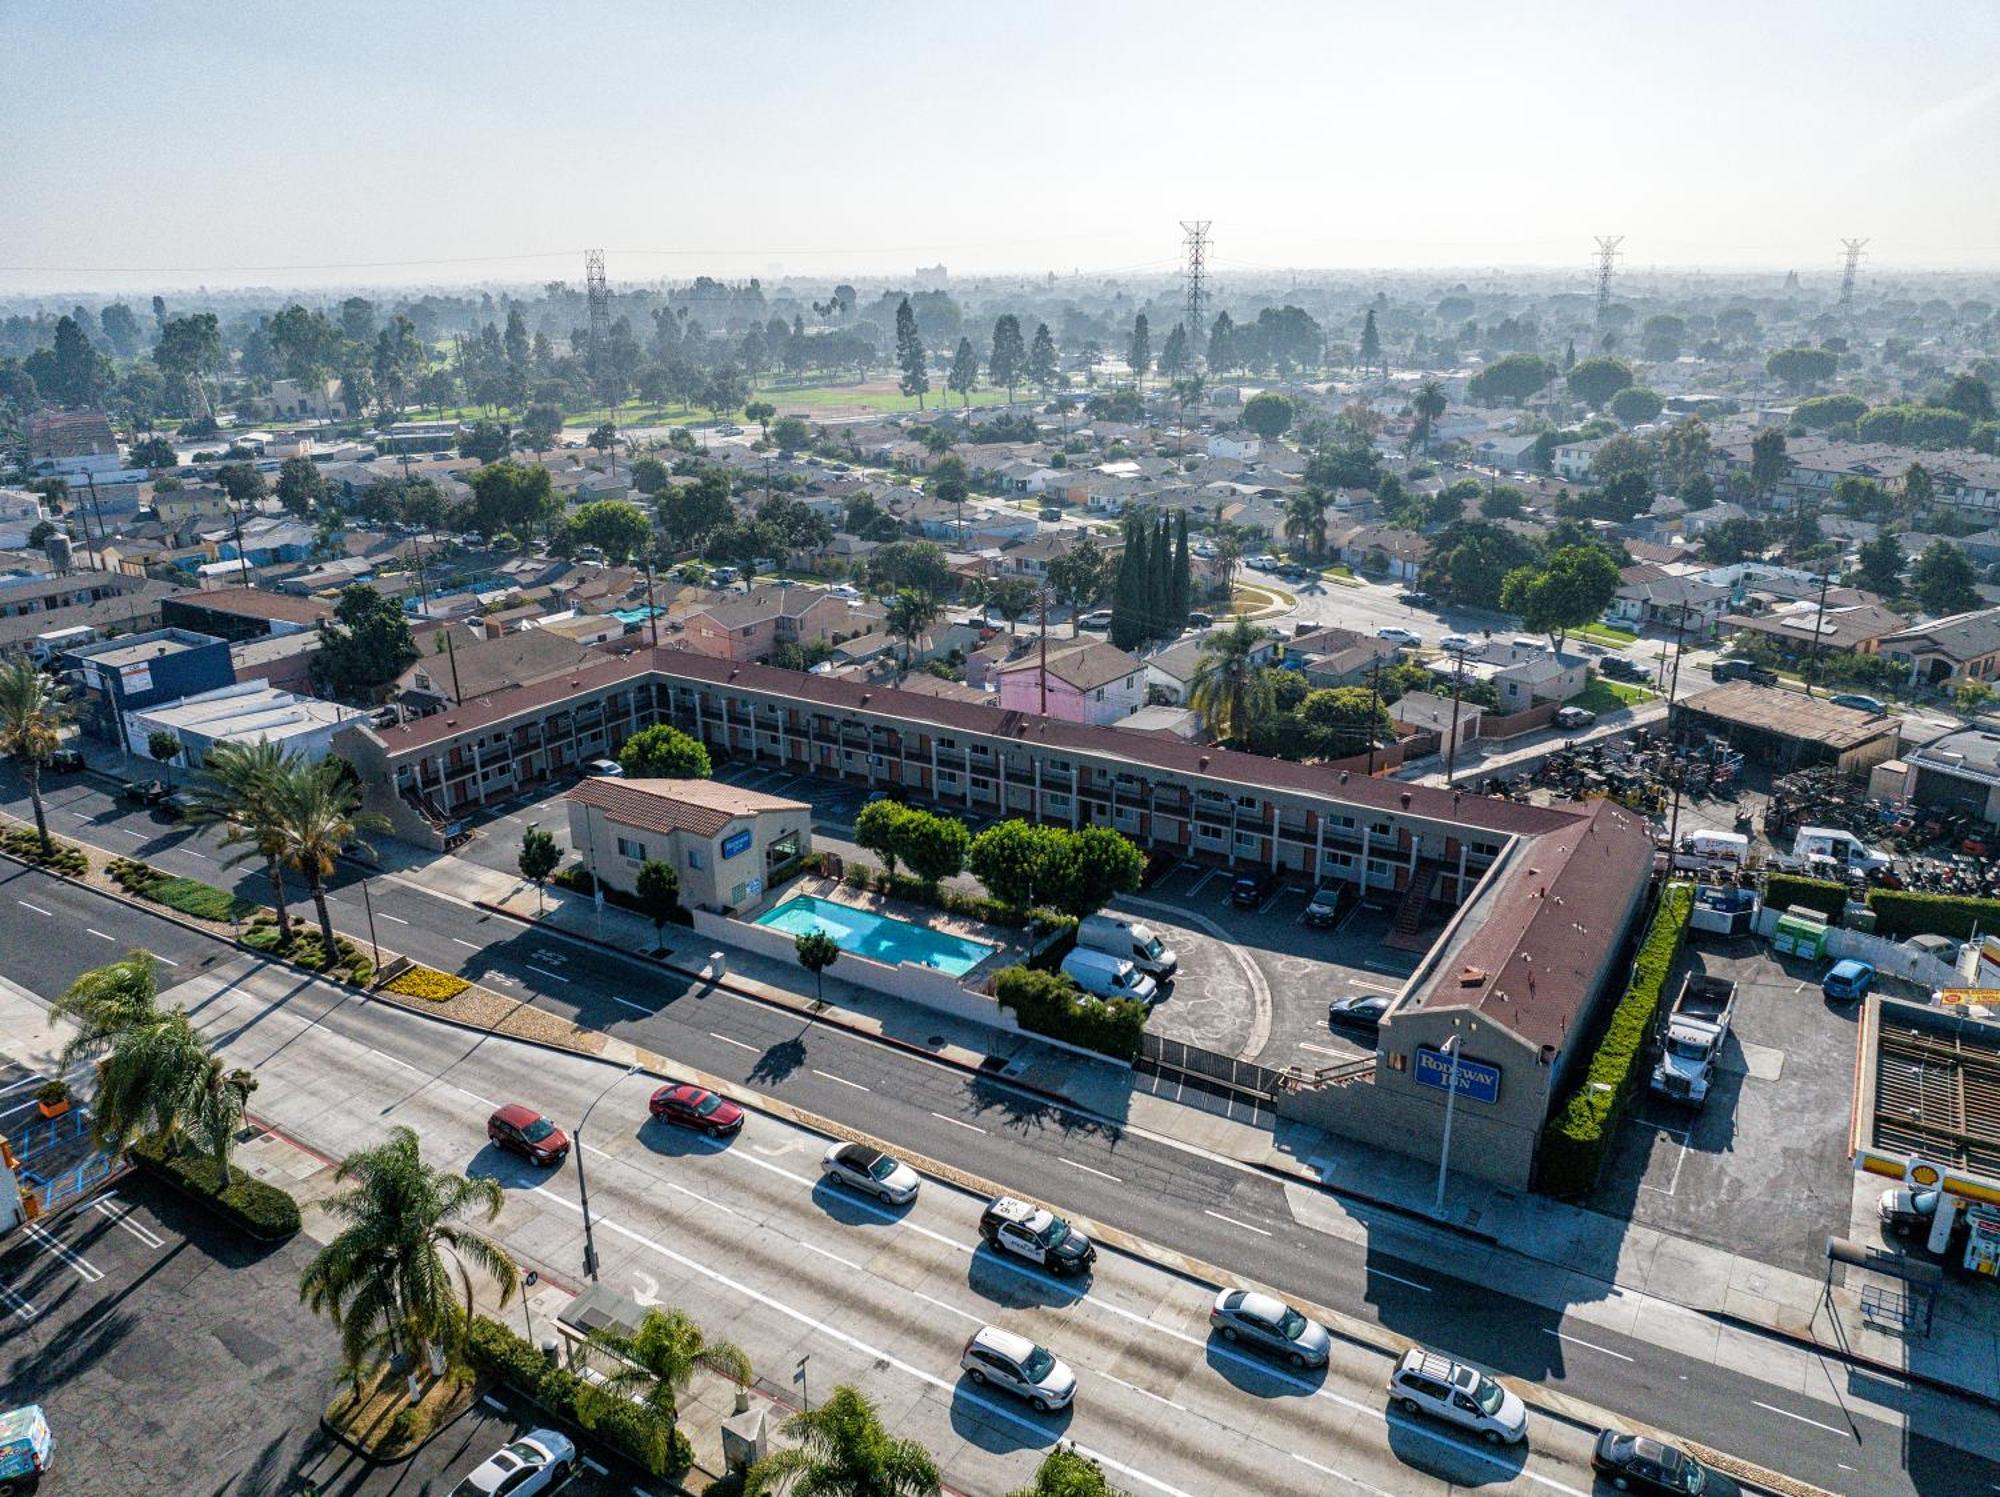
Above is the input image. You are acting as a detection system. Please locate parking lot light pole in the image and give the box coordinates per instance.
[1432,1032,1463,1217]
[577,1063,641,1281]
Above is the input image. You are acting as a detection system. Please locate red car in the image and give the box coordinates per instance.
[649,1083,744,1137]
[486,1103,571,1167]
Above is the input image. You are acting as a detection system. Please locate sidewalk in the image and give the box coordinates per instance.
[378,845,2000,1405]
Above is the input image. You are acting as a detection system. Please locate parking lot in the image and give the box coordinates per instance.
[0,1175,620,1497]
[1589,937,1907,1278]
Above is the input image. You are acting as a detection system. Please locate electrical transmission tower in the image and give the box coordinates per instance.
[1180,220,1210,360]
[1593,235,1623,326]
[585,248,609,372]
[1839,238,1868,315]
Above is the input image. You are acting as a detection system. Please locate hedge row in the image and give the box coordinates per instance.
[0,824,89,875]
[129,1137,301,1241]
[462,1315,693,1478]
[1762,872,1847,922]
[1537,882,1693,1197]
[993,965,1148,1062]
[1868,889,2000,940]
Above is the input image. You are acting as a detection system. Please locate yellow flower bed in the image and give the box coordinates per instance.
[383,964,471,1002]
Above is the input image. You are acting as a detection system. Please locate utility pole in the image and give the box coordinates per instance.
[1444,648,1467,787]
[1664,602,1690,858]
[1805,563,1832,699]
[644,558,660,649]
[1366,655,1385,775]
[1594,236,1624,330]
[1038,587,1050,717]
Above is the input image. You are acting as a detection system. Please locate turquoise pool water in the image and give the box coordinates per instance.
[754,895,997,977]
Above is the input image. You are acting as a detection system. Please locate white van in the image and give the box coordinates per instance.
[1077,914,1178,980]
[1060,948,1160,1007]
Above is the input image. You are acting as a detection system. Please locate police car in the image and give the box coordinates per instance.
[978,1196,1097,1274]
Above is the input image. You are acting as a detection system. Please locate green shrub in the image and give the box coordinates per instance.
[0,825,89,875]
[1867,889,2000,940]
[1537,881,1692,1196]
[460,1315,692,1477]
[1764,872,1847,922]
[994,964,1148,1061]
[145,875,261,923]
[128,1137,302,1240]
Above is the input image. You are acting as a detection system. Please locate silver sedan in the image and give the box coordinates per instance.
[1208,1287,1332,1368]
[820,1141,921,1204]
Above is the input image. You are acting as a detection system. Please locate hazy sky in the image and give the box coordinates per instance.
[5,1,1999,294]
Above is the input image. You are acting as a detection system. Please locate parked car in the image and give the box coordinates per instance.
[1438,633,1476,653]
[1230,869,1279,908]
[979,1196,1096,1274]
[820,1141,920,1204]
[1601,656,1649,682]
[1209,1288,1332,1368]
[959,1325,1077,1412]
[1302,883,1348,928]
[122,778,168,805]
[1376,626,1422,647]
[1829,693,1887,715]
[826,584,862,602]
[449,1430,576,1497]
[1710,658,1777,686]
[1396,590,1435,607]
[583,758,624,777]
[1185,611,1214,628]
[1327,993,1391,1039]
[487,1103,571,1167]
[1554,706,1597,729]
[1591,1431,1725,1495]
[159,790,200,821]
[1387,1348,1527,1444]
[1878,1184,1941,1238]
[1822,959,1875,1001]
[46,748,85,773]
[649,1083,744,1137]
[1078,609,1115,630]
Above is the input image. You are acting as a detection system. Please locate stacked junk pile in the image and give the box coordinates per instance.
[1513,727,1742,817]
[1764,765,1999,896]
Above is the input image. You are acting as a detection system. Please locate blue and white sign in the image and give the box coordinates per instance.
[720,828,754,860]
[1413,1045,1501,1104]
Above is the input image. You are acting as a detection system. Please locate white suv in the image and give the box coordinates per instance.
[960,1325,1077,1412]
[1388,1348,1527,1444]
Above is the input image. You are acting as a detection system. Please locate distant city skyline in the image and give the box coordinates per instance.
[4,1,1998,294]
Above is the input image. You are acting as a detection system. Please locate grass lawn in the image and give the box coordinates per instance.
[1571,678,1656,714]
[1572,622,1639,646]
[754,381,1014,416]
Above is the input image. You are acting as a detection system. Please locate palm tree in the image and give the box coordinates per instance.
[1209,525,1246,600]
[883,588,941,676]
[47,948,164,1071]
[93,1010,256,1169]
[1189,616,1274,745]
[582,1308,751,1472]
[1282,491,1328,564]
[1412,379,1447,455]
[0,657,74,857]
[745,1385,941,1497]
[182,739,300,946]
[270,758,390,958]
[301,1125,518,1397]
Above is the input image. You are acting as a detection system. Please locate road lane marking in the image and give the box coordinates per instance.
[15,900,51,916]
[185,850,211,860]
[67,811,91,821]
[118,828,145,839]
[529,1190,1199,1497]
[453,937,481,949]
[526,964,571,983]
[709,1032,759,1053]
[1366,1266,1432,1294]
[610,996,648,1012]
[812,1068,870,1092]
[1204,1210,1273,1237]
[155,954,179,967]
[929,1112,986,1133]
[24,1223,103,1283]
[911,1288,987,1326]
[1292,1452,1396,1497]
[86,928,115,941]
[1059,1157,1122,1183]
[1753,1400,1853,1438]
[1543,1327,1632,1361]
[379,913,409,925]
[1095,1370,1186,1411]
[797,1241,865,1272]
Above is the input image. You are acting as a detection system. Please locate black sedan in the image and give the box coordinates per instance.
[1326,994,1390,1039]
[122,778,168,805]
[1591,1431,1729,1495]
[1396,590,1434,607]
[1230,869,1279,908]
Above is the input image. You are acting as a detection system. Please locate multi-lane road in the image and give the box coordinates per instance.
[1,781,1996,1496]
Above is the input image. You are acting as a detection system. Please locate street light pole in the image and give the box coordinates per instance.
[576,1062,641,1281]
[1432,1032,1463,1217]
[358,873,383,978]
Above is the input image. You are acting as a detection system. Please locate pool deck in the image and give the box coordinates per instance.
[759,876,1028,981]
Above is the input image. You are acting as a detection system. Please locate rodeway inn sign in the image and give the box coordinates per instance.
[1413,1045,1502,1104]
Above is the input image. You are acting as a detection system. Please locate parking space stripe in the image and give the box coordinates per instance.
[24,1223,104,1282]
[0,1280,35,1321]
[93,1199,167,1249]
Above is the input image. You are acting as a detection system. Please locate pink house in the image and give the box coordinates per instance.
[996,640,1146,725]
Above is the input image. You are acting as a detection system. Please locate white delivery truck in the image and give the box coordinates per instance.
[1791,826,1891,876]
[1671,830,1749,875]
[1059,948,1161,1006]
[1076,913,1178,980]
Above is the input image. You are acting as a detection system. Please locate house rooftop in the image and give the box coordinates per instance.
[565,776,809,839]
[1676,682,1901,748]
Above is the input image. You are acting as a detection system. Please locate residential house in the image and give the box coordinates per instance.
[996,640,1146,725]
[1608,567,1731,635]
[1145,627,1280,707]
[1393,690,1479,756]
[1492,648,1590,712]
[1878,608,2000,688]
[677,586,864,663]
[1279,626,1401,687]
[1721,600,1908,665]
[161,587,333,642]
[395,627,600,715]
[1334,525,1429,583]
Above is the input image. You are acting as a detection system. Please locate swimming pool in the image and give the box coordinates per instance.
[754,895,997,977]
